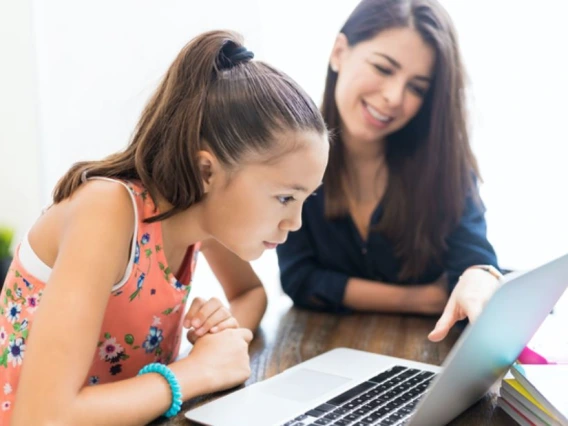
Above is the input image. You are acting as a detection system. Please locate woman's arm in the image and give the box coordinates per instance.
[343,275,448,314]
[277,212,448,314]
[428,192,502,341]
[200,239,267,332]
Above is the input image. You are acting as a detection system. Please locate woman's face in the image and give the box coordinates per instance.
[331,27,435,145]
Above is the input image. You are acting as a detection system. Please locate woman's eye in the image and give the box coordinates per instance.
[277,196,296,206]
[373,64,393,75]
[409,84,427,97]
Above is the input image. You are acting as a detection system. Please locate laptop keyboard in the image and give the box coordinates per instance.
[281,365,437,426]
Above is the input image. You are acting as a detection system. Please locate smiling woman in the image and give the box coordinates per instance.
[331,26,434,150]
[277,0,502,342]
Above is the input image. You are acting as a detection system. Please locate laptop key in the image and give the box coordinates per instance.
[316,403,337,412]
[330,420,350,426]
[342,401,359,410]
[314,419,332,425]
[398,369,420,379]
[369,366,407,384]
[360,412,384,423]
[359,391,376,401]
[344,413,363,421]
[283,415,308,426]
[376,405,394,416]
[405,388,422,398]
[324,413,341,420]
[387,412,404,421]
[363,399,382,410]
[354,407,372,416]
[405,400,419,410]
[327,382,376,406]
[415,371,434,381]
[305,409,326,418]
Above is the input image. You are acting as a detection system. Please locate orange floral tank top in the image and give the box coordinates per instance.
[0,179,199,422]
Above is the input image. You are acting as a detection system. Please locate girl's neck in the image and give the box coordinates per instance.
[156,196,208,252]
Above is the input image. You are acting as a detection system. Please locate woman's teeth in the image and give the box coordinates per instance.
[365,103,392,122]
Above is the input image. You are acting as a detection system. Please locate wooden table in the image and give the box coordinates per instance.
[153,298,516,426]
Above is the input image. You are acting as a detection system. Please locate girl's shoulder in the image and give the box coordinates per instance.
[66,178,137,222]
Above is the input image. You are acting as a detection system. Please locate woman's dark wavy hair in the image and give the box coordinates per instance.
[321,0,480,280]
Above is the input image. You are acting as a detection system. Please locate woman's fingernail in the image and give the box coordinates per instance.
[192,319,201,328]
[211,326,218,333]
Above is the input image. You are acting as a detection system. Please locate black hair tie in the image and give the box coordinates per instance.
[217,41,254,70]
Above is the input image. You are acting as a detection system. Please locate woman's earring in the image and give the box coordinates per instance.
[330,63,338,73]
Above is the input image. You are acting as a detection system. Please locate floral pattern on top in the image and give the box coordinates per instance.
[0,179,200,424]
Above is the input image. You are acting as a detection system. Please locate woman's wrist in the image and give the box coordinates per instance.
[463,265,502,285]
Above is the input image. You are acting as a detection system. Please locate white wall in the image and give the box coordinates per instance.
[441,0,568,270]
[32,0,265,201]
[0,0,42,248]
[1,0,567,273]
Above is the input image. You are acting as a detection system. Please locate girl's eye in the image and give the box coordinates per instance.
[277,196,296,206]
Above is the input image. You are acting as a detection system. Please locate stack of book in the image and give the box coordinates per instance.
[498,362,568,426]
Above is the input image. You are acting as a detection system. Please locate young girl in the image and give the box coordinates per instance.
[277,0,502,341]
[0,30,329,425]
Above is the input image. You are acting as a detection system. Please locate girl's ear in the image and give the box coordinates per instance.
[196,150,219,193]
[330,33,350,73]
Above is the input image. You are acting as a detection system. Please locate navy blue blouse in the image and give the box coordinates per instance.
[276,186,499,313]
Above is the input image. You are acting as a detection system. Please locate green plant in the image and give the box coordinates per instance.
[0,226,14,259]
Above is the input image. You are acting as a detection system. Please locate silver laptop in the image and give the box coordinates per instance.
[185,253,568,426]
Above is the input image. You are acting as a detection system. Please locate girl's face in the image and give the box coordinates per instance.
[200,131,328,261]
[331,27,435,145]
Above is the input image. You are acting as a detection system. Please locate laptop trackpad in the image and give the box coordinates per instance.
[265,368,351,402]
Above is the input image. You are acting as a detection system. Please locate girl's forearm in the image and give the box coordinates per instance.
[12,360,206,426]
[229,285,267,332]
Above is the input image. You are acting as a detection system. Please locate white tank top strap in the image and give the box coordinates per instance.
[18,233,52,283]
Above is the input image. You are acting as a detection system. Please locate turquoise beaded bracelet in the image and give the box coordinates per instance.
[138,363,183,418]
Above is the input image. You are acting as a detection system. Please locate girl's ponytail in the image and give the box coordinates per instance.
[53,30,326,223]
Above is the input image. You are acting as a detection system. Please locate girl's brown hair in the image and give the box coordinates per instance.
[322,0,479,280]
[53,30,326,222]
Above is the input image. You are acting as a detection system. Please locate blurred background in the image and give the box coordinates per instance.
[1,0,567,303]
